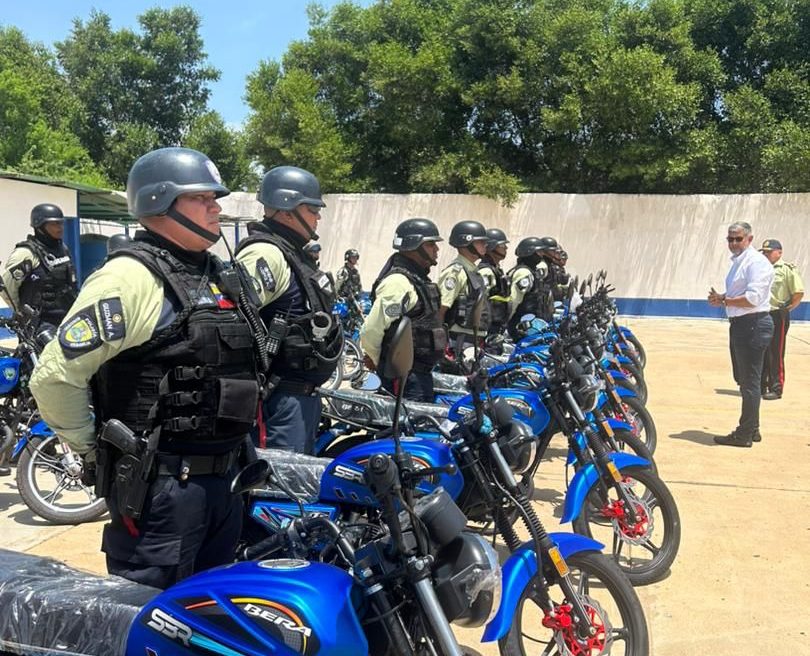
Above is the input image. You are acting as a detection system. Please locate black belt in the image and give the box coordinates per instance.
[156,451,238,479]
[729,311,768,324]
[273,380,318,396]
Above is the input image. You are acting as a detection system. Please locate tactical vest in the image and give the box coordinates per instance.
[93,241,260,456]
[16,237,78,326]
[547,261,570,301]
[337,265,362,299]
[507,264,550,338]
[372,261,446,373]
[236,225,342,384]
[478,259,510,327]
[444,262,491,333]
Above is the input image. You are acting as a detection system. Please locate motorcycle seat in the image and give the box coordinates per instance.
[321,388,449,427]
[253,448,331,502]
[0,548,159,656]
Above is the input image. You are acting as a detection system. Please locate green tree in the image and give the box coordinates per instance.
[185,111,258,190]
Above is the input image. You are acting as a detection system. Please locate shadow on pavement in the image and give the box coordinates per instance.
[0,490,21,513]
[714,388,741,397]
[669,430,717,446]
[541,446,569,460]
[532,487,565,518]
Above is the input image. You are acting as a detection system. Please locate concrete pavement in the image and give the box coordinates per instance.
[1,317,809,654]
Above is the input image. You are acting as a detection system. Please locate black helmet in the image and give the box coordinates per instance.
[486,228,509,251]
[393,218,443,251]
[345,248,359,260]
[538,236,559,251]
[107,233,132,253]
[258,166,325,210]
[127,147,229,219]
[515,237,544,258]
[30,203,64,230]
[304,241,322,253]
[449,220,488,248]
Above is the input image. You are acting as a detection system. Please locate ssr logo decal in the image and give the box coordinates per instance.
[332,463,364,484]
[146,607,192,646]
[234,598,318,655]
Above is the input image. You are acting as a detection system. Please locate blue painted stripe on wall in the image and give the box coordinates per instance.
[615,298,810,321]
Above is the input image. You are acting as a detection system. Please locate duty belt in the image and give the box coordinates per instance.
[156,451,238,479]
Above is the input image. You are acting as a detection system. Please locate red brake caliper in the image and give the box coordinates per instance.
[601,499,648,538]
[542,603,608,655]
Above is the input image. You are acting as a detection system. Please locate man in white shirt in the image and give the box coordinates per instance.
[708,221,774,447]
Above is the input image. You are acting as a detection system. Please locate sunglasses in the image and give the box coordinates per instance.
[726,236,746,243]
[305,204,322,215]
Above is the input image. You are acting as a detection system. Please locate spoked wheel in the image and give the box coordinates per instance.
[341,338,364,382]
[624,334,646,369]
[499,551,649,655]
[15,434,107,525]
[617,363,647,403]
[611,397,656,455]
[322,363,344,390]
[572,466,680,586]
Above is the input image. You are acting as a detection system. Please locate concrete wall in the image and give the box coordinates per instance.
[218,191,810,318]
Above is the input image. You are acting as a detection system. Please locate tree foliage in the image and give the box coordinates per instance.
[245,0,810,198]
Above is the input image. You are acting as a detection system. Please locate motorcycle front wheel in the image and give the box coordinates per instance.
[499,551,649,655]
[572,465,680,586]
[15,434,107,525]
[615,396,657,455]
[341,338,364,382]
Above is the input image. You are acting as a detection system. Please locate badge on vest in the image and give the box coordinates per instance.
[443,277,457,291]
[256,258,276,292]
[98,297,126,341]
[59,306,102,359]
[384,304,402,318]
[517,277,531,290]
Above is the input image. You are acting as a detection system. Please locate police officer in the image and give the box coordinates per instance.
[478,228,510,338]
[303,240,322,265]
[438,221,491,354]
[336,249,363,300]
[235,166,342,453]
[543,239,571,301]
[759,239,805,399]
[30,147,261,589]
[507,236,555,340]
[1,204,78,327]
[361,219,445,401]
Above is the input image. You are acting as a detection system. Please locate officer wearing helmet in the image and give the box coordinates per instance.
[438,220,491,348]
[336,248,363,300]
[360,219,445,401]
[507,236,555,339]
[235,166,342,453]
[540,237,570,301]
[30,147,262,589]
[1,203,78,327]
[478,228,511,337]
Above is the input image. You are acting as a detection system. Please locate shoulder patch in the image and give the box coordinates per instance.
[9,260,32,281]
[517,276,532,290]
[384,304,402,318]
[97,297,126,341]
[443,276,457,291]
[59,306,102,359]
[256,257,276,293]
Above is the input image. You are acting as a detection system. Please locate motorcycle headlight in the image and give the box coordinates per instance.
[575,374,603,412]
[433,533,501,628]
[498,420,537,474]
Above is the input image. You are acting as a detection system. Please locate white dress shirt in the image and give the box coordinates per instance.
[724,246,774,317]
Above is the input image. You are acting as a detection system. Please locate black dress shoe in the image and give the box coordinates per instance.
[0,465,11,476]
[714,431,752,447]
[751,431,762,443]
[762,391,780,400]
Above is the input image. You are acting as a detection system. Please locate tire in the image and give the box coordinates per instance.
[341,338,364,382]
[616,395,656,455]
[625,333,647,369]
[498,551,649,655]
[613,375,647,405]
[572,465,680,586]
[15,435,107,525]
[610,429,657,474]
[322,363,343,391]
[619,362,647,401]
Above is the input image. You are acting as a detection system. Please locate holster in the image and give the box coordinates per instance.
[114,453,153,520]
[94,443,115,499]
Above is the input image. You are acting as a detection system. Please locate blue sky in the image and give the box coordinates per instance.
[2,0,373,127]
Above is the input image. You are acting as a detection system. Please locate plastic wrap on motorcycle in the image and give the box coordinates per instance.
[0,548,159,656]
[321,387,449,427]
[431,371,468,394]
[253,448,331,502]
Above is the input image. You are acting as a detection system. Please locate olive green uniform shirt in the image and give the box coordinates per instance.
[1,246,40,310]
[234,242,293,309]
[438,256,482,336]
[769,260,804,310]
[360,274,418,366]
[29,257,164,454]
[508,261,548,319]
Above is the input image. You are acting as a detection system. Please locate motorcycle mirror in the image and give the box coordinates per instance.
[352,372,382,391]
[588,273,593,286]
[381,315,414,381]
[230,459,269,494]
[572,275,579,290]
[579,279,587,297]
[568,281,576,302]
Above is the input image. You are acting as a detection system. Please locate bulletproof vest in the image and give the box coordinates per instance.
[16,237,78,326]
[546,261,570,301]
[93,240,260,456]
[236,224,342,384]
[337,265,362,298]
[444,262,491,333]
[478,258,509,327]
[372,256,446,372]
[507,264,550,337]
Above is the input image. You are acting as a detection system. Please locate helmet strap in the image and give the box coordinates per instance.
[414,243,437,267]
[292,207,318,241]
[166,205,221,244]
